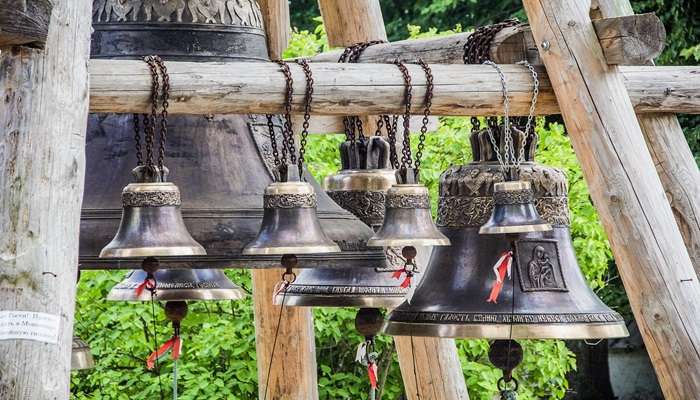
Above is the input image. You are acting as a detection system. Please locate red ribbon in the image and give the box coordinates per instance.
[367,362,378,389]
[391,270,403,279]
[393,269,413,288]
[146,335,182,370]
[399,275,412,289]
[135,277,156,297]
[486,251,513,304]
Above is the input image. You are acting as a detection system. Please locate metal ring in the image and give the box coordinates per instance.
[497,377,519,392]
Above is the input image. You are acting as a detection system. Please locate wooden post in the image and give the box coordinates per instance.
[0,0,53,48]
[0,0,91,398]
[258,0,290,60]
[593,0,700,271]
[317,2,468,399]
[252,269,319,400]
[522,1,700,398]
[251,4,318,398]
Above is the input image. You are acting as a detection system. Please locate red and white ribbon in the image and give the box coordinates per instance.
[392,269,413,289]
[135,277,156,297]
[367,362,378,390]
[146,335,182,370]
[486,251,513,304]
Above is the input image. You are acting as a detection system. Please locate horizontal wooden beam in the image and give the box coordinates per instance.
[311,14,664,66]
[0,0,53,48]
[88,60,700,116]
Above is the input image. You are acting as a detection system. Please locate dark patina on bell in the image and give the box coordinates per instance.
[107,268,245,301]
[100,166,206,259]
[479,180,552,235]
[384,129,628,339]
[368,182,449,248]
[71,336,95,371]
[243,171,341,256]
[325,137,397,229]
[80,0,385,271]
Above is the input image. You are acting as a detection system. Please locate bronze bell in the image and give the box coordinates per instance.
[71,336,95,371]
[368,182,450,247]
[325,137,397,229]
[384,129,628,339]
[107,268,246,301]
[243,175,341,256]
[99,166,206,259]
[80,0,385,271]
[479,180,552,235]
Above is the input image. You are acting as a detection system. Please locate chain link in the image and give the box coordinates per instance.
[483,61,515,175]
[295,58,314,176]
[143,56,160,172]
[415,59,433,175]
[463,19,520,64]
[394,60,413,170]
[516,60,539,164]
[265,114,281,166]
[276,60,296,165]
[152,56,170,180]
[133,113,143,166]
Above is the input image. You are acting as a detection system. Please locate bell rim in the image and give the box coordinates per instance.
[478,222,553,235]
[106,288,247,302]
[273,293,405,308]
[242,243,341,256]
[99,245,207,259]
[367,237,451,247]
[383,320,629,340]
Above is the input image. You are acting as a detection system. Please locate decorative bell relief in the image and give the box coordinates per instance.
[515,240,568,292]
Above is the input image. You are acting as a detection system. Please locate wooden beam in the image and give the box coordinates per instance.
[310,14,664,66]
[0,0,91,398]
[522,1,700,399]
[87,60,700,116]
[317,0,387,47]
[252,269,319,400]
[258,0,290,60]
[596,0,699,274]
[0,0,52,48]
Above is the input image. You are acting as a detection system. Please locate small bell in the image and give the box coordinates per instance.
[479,180,552,235]
[368,180,450,248]
[107,268,246,301]
[325,137,397,229]
[71,336,95,371]
[243,167,340,256]
[99,166,206,259]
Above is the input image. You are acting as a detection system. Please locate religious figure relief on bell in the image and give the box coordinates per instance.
[106,0,144,22]
[144,0,187,22]
[189,0,228,23]
[515,240,568,292]
[228,0,263,27]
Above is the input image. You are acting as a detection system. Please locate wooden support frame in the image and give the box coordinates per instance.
[0,0,92,398]
[88,61,700,117]
[0,0,53,48]
[523,1,700,399]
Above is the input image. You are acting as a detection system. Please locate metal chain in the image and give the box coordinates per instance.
[265,114,281,166]
[463,19,519,64]
[133,113,143,166]
[276,60,296,164]
[295,59,314,176]
[394,60,413,170]
[415,59,433,174]
[153,56,170,180]
[143,56,160,172]
[483,61,516,175]
[516,60,540,164]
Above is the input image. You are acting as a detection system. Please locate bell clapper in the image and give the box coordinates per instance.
[488,340,523,400]
[354,309,384,400]
[145,301,188,399]
[391,246,420,290]
[273,254,298,301]
[135,257,160,298]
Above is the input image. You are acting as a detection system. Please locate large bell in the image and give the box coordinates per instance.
[71,336,95,371]
[100,167,206,258]
[384,129,628,339]
[80,0,385,271]
[368,183,450,247]
[243,180,340,256]
[107,268,246,301]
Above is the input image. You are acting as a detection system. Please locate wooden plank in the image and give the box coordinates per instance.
[0,0,52,48]
[252,269,319,400]
[0,0,92,398]
[87,60,700,116]
[317,0,387,47]
[522,1,700,399]
[258,0,290,60]
[593,13,665,65]
[310,14,665,66]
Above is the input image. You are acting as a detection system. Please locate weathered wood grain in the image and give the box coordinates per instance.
[523,1,700,399]
[258,0,290,60]
[0,0,53,48]
[317,0,387,47]
[87,60,700,116]
[252,269,319,400]
[311,14,664,66]
[0,0,92,398]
